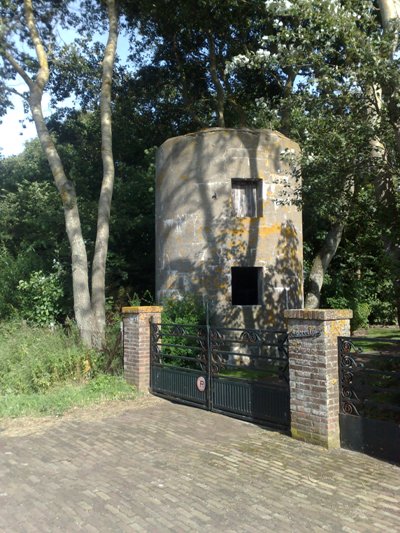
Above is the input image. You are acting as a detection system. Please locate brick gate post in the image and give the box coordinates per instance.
[284,309,352,449]
[122,306,163,392]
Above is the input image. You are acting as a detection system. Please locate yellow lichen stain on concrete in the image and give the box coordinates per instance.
[257,224,281,238]
[179,174,188,181]
[264,194,274,202]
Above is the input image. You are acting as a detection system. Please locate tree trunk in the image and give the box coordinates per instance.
[30,93,94,345]
[91,0,119,347]
[23,0,94,345]
[369,1,400,323]
[207,32,225,127]
[280,68,296,137]
[377,0,400,29]
[304,222,345,309]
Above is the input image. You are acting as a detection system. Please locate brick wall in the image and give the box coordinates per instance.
[122,306,162,393]
[284,309,352,449]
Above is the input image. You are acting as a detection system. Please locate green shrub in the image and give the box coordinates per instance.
[0,247,40,319]
[351,301,371,331]
[326,295,371,331]
[369,299,397,325]
[162,294,206,325]
[158,295,207,369]
[0,320,138,418]
[326,295,350,310]
[17,264,64,326]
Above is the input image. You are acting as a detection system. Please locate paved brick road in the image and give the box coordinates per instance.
[0,397,399,532]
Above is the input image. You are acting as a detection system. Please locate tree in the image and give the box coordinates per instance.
[0,0,119,346]
[122,0,269,130]
[229,0,400,318]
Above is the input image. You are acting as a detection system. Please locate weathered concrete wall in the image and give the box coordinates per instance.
[156,127,303,329]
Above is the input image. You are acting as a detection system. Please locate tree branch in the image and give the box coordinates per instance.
[207,32,225,127]
[2,48,33,89]
[24,0,49,90]
[91,0,119,343]
[8,86,30,102]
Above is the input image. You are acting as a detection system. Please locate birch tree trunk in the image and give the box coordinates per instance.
[91,0,119,346]
[23,0,94,346]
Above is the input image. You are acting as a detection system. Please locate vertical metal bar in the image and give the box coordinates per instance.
[206,313,212,411]
[149,317,154,391]
[337,336,343,414]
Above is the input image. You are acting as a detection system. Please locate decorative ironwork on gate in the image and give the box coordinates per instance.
[338,336,400,464]
[150,321,290,428]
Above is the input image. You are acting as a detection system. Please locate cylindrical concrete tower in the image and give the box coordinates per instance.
[155,128,303,329]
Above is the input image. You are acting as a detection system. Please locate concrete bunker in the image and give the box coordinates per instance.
[155,127,303,329]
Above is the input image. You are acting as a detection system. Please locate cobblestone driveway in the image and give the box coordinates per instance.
[0,397,399,532]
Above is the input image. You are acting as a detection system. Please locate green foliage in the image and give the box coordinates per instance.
[0,322,89,394]
[327,293,374,331]
[17,265,64,327]
[0,321,136,418]
[162,294,207,325]
[0,247,38,318]
[370,299,397,326]
[363,327,400,340]
[159,295,207,369]
[128,290,154,307]
[97,304,124,375]
[352,301,372,332]
[0,376,136,418]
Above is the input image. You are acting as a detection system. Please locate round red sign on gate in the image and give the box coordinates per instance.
[196,376,206,392]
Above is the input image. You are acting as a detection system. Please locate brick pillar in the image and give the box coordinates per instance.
[284,309,352,449]
[122,306,163,392]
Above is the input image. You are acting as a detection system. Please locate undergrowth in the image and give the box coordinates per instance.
[0,321,136,417]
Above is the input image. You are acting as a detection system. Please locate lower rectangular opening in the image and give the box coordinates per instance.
[231,267,262,305]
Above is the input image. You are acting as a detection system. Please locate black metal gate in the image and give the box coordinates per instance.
[150,322,290,429]
[338,336,400,464]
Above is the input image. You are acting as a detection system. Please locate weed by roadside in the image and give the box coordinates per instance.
[0,321,136,418]
[0,375,137,418]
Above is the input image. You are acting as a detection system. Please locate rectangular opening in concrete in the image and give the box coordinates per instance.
[231,267,263,305]
[231,179,262,217]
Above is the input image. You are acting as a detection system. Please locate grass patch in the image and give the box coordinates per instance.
[0,375,137,418]
[0,321,136,418]
[352,327,400,353]
[364,327,400,339]
[0,321,90,394]
[219,367,278,380]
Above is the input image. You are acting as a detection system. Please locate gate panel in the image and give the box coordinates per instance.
[150,321,290,429]
[209,327,289,428]
[150,323,208,408]
[212,378,290,426]
[338,336,400,464]
[151,366,207,407]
